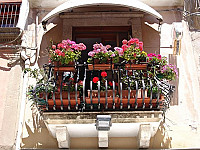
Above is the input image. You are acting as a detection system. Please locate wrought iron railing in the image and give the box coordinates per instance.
[0,3,21,28]
[31,63,175,112]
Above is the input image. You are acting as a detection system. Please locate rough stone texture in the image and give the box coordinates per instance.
[137,124,151,148]
[56,126,70,148]
[98,131,108,148]
[43,111,163,124]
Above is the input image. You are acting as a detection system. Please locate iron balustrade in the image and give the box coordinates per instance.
[31,63,175,112]
[0,3,21,28]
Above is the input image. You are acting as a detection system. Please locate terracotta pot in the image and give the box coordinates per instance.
[119,98,162,108]
[47,98,80,107]
[88,90,117,98]
[88,64,114,70]
[53,61,76,72]
[86,90,118,105]
[55,91,80,99]
[47,91,80,108]
[120,90,136,98]
[85,97,118,105]
[125,64,147,70]
[52,61,61,67]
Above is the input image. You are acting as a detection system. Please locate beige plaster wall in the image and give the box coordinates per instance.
[0,49,23,149]
[21,4,200,150]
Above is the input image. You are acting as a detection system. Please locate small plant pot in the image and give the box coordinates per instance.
[87,90,117,98]
[125,64,147,70]
[55,91,80,99]
[88,64,114,70]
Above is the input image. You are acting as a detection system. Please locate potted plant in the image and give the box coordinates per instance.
[147,53,178,81]
[86,71,118,105]
[161,64,178,81]
[115,38,148,70]
[87,43,119,70]
[25,68,54,108]
[49,39,86,69]
[48,73,83,107]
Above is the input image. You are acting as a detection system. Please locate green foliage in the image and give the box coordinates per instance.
[24,68,54,106]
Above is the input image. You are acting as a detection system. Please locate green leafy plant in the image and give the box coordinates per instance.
[25,68,54,106]
[161,64,178,81]
[61,73,83,93]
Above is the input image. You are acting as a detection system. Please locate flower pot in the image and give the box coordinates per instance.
[88,90,117,98]
[119,90,137,98]
[55,91,80,99]
[53,61,76,72]
[88,64,114,70]
[47,91,80,109]
[120,98,162,108]
[86,90,118,105]
[47,98,80,107]
[125,64,147,70]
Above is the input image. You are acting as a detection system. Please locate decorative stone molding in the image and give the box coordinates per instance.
[60,12,144,19]
[98,131,109,148]
[43,111,163,124]
[56,126,70,149]
[137,124,151,148]
[43,111,163,149]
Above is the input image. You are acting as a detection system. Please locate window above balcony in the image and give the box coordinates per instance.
[0,1,21,28]
[0,0,25,44]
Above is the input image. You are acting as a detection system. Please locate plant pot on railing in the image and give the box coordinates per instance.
[118,89,159,108]
[88,59,114,70]
[53,61,76,72]
[86,90,118,105]
[48,91,80,108]
[125,63,148,70]
[87,43,119,70]
[88,63,114,70]
[50,39,86,72]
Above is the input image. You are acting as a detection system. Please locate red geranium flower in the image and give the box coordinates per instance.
[93,77,99,83]
[109,81,113,86]
[101,71,107,78]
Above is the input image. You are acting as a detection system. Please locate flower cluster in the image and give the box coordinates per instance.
[147,53,168,79]
[147,53,167,66]
[114,38,147,63]
[92,71,116,91]
[161,64,178,81]
[87,43,119,64]
[49,39,86,65]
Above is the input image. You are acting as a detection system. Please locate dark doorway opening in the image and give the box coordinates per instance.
[73,26,131,63]
[73,26,131,93]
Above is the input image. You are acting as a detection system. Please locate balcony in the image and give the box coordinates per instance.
[31,62,174,112]
[0,2,22,44]
[27,62,175,148]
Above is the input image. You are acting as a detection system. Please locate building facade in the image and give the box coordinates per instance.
[0,0,200,149]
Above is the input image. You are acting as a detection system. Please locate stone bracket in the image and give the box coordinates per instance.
[56,126,70,149]
[137,124,151,149]
[98,131,109,148]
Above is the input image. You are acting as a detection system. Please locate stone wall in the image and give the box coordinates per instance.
[0,49,23,149]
